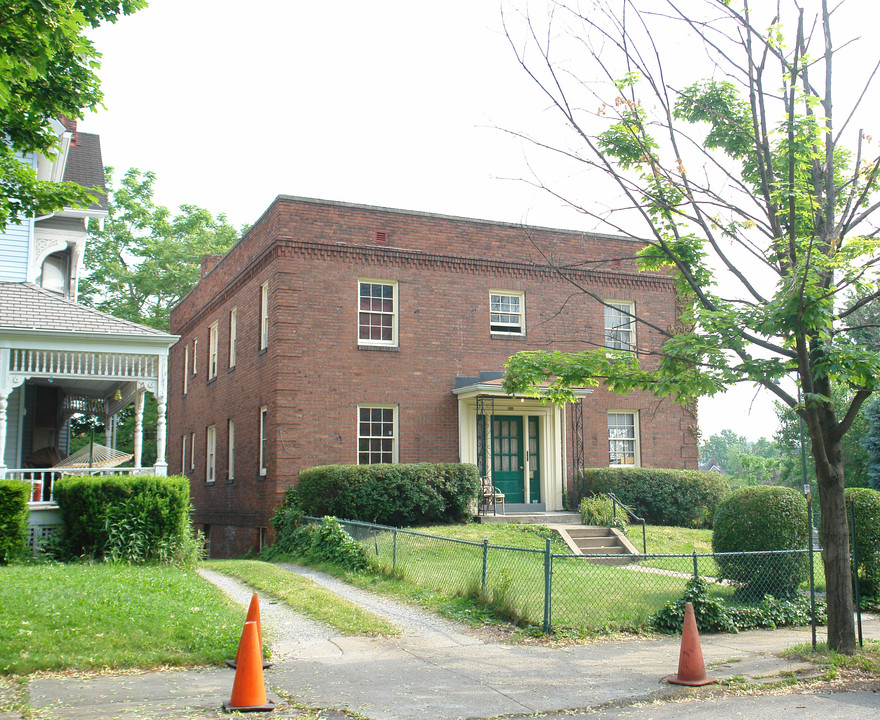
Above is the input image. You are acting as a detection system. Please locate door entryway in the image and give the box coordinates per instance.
[492,416,524,503]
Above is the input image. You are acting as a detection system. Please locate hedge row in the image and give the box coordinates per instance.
[846,487,880,596]
[0,481,30,563]
[577,467,730,528]
[294,463,480,527]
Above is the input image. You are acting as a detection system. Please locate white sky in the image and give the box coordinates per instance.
[80,1,880,444]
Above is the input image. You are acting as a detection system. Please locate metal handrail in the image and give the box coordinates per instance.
[607,492,647,554]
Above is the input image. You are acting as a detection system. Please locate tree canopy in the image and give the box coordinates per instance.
[501,0,880,653]
[0,0,146,225]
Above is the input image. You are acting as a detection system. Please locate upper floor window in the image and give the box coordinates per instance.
[358,405,398,464]
[192,338,199,374]
[206,424,217,483]
[40,252,69,296]
[604,301,635,351]
[259,405,268,476]
[181,434,187,475]
[229,307,237,368]
[358,280,397,346]
[183,345,189,394]
[490,291,524,335]
[208,321,219,379]
[260,282,269,350]
[190,431,196,470]
[608,411,639,466]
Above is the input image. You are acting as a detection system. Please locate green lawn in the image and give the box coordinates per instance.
[0,564,242,675]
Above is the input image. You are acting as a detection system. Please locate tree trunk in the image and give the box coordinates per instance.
[814,433,856,654]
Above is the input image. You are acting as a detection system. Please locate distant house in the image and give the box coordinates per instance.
[699,457,725,474]
[170,196,699,557]
[0,119,177,539]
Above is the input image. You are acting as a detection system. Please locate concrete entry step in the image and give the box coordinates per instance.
[554,525,639,565]
[475,511,582,525]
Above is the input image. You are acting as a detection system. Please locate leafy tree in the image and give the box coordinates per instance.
[0,1,146,225]
[79,168,239,331]
[699,430,779,485]
[501,1,880,652]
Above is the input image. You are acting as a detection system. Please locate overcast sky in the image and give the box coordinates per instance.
[81,1,880,445]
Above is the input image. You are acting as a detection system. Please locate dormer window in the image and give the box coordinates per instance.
[40,252,69,296]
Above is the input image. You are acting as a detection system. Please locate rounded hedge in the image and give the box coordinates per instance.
[713,486,808,600]
[845,487,880,596]
[0,481,31,563]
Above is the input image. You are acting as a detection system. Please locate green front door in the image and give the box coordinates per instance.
[492,416,524,503]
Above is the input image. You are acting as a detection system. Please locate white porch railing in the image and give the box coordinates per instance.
[10,349,158,380]
[5,467,154,505]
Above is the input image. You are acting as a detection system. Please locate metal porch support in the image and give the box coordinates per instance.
[475,394,495,478]
[570,399,584,500]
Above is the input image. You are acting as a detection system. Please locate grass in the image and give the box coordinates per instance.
[203,559,399,636]
[784,640,880,678]
[0,563,243,675]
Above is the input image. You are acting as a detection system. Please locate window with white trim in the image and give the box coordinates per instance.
[206,424,217,483]
[358,405,398,464]
[229,307,237,368]
[604,301,635,351]
[208,321,219,379]
[190,431,196,470]
[260,282,269,350]
[490,291,525,335]
[183,345,189,394]
[181,434,187,474]
[192,338,198,374]
[259,405,268,475]
[358,280,397,346]
[608,411,639,466]
[227,418,235,480]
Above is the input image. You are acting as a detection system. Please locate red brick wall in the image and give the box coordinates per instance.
[169,197,698,557]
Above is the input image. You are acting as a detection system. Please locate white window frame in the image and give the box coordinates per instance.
[208,321,219,379]
[357,404,399,465]
[192,338,198,374]
[206,424,217,483]
[489,290,525,335]
[229,307,237,368]
[227,418,235,480]
[608,411,640,467]
[181,434,187,474]
[260,282,269,350]
[259,405,268,476]
[190,431,196,470]
[604,301,636,352]
[183,345,189,394]
[357,279,398,347]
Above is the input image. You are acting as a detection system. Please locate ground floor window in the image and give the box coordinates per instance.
[259,406,268,475]
[206,424,216,483]
[608,411,639,466]
[358,405,397,464]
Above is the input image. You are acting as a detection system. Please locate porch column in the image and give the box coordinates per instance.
[0,349,10,478]
[153,354,168,476]
[133,388,144,468]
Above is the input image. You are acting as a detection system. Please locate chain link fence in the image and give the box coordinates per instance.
[306,516,824,635]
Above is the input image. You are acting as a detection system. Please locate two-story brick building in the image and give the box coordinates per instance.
[169,196,699,557]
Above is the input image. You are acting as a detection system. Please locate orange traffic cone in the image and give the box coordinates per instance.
[227,593,272,669]
[667,601,718,686]
[223,621,275,713]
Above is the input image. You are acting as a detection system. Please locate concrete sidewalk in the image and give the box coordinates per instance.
[14,567,880,720]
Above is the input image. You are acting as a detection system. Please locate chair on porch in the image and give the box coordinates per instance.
[480,476,505,516]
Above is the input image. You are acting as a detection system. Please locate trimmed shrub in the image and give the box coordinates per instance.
[295,463,480,527]
[0,481,31,563]
[53,474,196,564]
[578,468,730,528]
[845,487,880,597]
[712,486,809,600]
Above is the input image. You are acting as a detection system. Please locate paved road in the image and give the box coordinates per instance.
[14,565,880,720]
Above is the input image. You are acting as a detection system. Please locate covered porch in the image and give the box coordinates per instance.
[453,372,591,514]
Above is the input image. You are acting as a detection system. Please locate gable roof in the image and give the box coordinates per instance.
[0,282,173,339]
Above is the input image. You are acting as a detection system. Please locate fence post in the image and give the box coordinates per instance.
[481,538,489,593]
[392,529,397,574]
[849,500,863,648]
[692,550,699,579]
[543,537,552,634]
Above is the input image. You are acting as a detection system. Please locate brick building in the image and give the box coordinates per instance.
[169,196,698,557]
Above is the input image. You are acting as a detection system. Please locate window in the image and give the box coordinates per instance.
[227,418,235,480]
[183,345,189,394]
[229,307,237,368]
[358,405,398,464]
[260,282,269,350]
[192,339,198,374]
[208,321,219,379]
[608,412,639,466]
[190,431,196,470]
[40,252,69,296]
[605,301,635,351]
[490,291,524,335]
[358,280,397,346]
[206,425,217,483]
[259,405,268,475]
[181,434,187,474]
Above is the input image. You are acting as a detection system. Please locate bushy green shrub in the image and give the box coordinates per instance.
[0,481,31,563]
[268,513,370,572]
[713,486,808,600]
[579,495,627,533]
[578,468,730,528]
[53,474,196,564]
[845,487,880,597]
[295,463,480,527]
